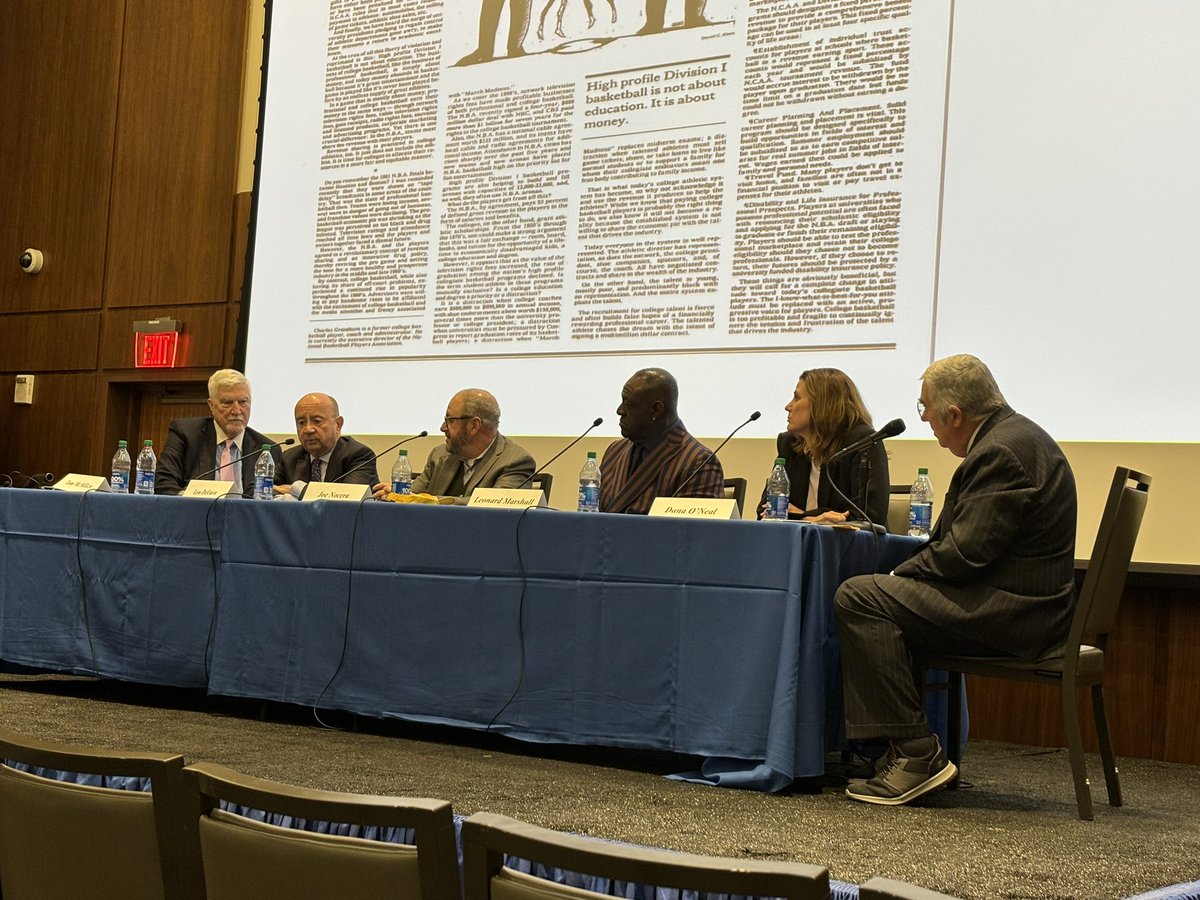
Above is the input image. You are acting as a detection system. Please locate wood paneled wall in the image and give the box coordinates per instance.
[0,1,253,479]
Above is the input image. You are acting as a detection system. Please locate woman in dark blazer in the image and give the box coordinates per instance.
[757,368,890,526]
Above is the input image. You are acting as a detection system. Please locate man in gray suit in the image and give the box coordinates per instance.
[373,389,535,501]
[835,354,1077,806]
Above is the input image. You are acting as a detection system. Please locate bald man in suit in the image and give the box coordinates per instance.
[599,368,723,515]
[835,354,1077,807]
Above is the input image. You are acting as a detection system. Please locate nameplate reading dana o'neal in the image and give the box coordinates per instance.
[648,498,740,520]
[52,473,112,493]
[182,479,239,498]
[302,483,371,502]
[468,487,547,509]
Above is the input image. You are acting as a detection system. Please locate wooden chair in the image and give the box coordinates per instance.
[723,476,748,518]
[922,466,1151,819]
[461,811,828,899]
[184,762,459,899]
[529,472,553,503]
[887,483,912,535]
[0,727,200,900]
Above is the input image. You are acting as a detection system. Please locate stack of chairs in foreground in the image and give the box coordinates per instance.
[0,726,959,900]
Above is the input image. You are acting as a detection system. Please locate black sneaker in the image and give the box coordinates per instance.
[845,738,957,806]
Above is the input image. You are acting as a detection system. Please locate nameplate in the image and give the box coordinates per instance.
[302,483,371,503]
[52,474,112,493]
[648,498,741,520]
[182,479,239,498]
[468,487,547,509]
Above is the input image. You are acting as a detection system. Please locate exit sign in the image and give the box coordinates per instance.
[132,318,182,368]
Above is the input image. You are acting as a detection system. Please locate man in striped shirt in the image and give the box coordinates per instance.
[599,368,724,515]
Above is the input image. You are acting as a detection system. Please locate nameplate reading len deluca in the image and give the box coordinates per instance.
[182,479,239,498]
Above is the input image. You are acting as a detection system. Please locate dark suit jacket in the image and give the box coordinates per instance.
[275,435,378,487]
[599,420,723,515]
[412,434,535,498]
[893,405,1078,658]
[756,422,890,524]
[154,417,281,498]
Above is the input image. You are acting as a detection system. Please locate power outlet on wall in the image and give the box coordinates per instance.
[14,375,35,405]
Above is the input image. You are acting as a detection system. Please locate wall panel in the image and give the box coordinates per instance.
[104,0,250,308]
[0,2,124,313]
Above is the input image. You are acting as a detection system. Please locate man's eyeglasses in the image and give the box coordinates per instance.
[443,415,474,425]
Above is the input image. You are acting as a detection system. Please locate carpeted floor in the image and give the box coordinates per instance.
[2,673,1197,899]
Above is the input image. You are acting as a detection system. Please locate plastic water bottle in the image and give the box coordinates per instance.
[253,446,275,500]
[908,467,934,537]
[577,451,600,512]
[764,457,790,520]
[135,440,156,495]
[391,449,412,494]
[110,440,132,493]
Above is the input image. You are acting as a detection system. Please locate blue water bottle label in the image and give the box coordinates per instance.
[111,471,129,492]
[255,475,273,499]
[578,484,599,511]
[769,493,789,519]
[392,480,411,495]
[909,503,932,533]
[136,471,155,494]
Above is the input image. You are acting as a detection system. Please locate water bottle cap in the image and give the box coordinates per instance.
[118,440,127,448]
[918,467,928,474]
[399,449,408,456]
[774,457,785,466]
[587,451,597,458]
[143,439,153,446]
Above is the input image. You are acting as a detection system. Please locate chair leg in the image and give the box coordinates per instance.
[1091,682,1123,807]
[1061,684,1094,820]
[945,671,962,791]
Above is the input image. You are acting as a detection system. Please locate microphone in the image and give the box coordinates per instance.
[9,471,55,488]
[671,411,761,497]
[514,417,604,489]
[192,438,295,481]
[826,418,906,463]
[330,431,429,484]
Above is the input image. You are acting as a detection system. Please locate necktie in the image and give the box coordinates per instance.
[628,443,647,474]
[218,441,233,481]
[311,457,323,482]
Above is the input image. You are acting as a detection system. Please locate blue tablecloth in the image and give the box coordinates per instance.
[0,490,937,791]
[0,490,222,685]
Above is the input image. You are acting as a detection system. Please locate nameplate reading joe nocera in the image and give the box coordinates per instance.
[182,479,239,498]
[52,473,112,493]
[648,498,740,520]
[302,483,371,503]
[468,487,547,509]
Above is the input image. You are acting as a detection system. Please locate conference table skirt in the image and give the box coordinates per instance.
[0,490,926,791]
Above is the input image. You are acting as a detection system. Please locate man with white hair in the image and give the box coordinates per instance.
[834,354,1078,807]
[155,369,281,497]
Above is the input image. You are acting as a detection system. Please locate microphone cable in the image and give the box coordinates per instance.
[486,502,540,733]
[312,490,374,729]
[73,490,99,675]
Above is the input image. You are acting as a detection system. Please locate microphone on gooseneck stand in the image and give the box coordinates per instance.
[192,438,295,481]
[825,418,905,534]
[825,418,906,464]
[514,417,605,490]
[671,411,761,498]
[330,431,430,484]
